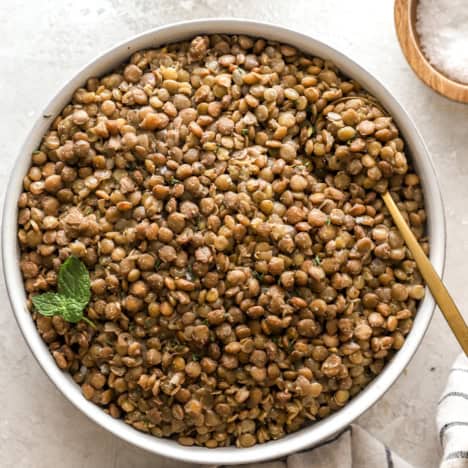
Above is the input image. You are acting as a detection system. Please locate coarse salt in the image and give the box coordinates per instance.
[416,0,468,84]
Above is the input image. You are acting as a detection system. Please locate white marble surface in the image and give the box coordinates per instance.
[1,1,468,467]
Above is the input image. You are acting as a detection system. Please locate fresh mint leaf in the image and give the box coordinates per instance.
[58,256,91,306]
[61,297,88,323]
[31,256,94,327]
[32,293,69,317]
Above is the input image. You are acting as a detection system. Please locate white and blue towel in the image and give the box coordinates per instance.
[437,354,468,468]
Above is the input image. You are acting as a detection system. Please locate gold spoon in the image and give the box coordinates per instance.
[316,96,468,355]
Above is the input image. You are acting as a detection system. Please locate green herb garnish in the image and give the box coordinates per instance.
[303,159,313,169]
[192,353,201,361]
[32,256,95,327]
[242,128,249,136]
[287,338,297,351]
[314,255,321,266]
[169,177,180,186]
[326,217,331,225]
[186,264,195,280]
[254,271,265,282]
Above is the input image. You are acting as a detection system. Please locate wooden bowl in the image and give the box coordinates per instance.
[394,0,468,103]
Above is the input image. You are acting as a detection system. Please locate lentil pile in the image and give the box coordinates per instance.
[17,34,428,448]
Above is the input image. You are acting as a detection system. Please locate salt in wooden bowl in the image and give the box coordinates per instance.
[394,0,468,103]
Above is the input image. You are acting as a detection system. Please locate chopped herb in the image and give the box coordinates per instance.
[254,271,265,282]
[303,159,313,169]
[192,353,201,361]
[326,217,331,225]
[169,176,180,185]
[242,128,249,136]
[314,255,321,266]
[287,338,297,351]
[169,338,180,348]
[186,264,195,280]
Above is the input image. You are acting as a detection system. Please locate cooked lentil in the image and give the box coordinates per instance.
[18,34,428,448]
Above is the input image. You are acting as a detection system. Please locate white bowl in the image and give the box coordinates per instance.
[2,19,445,465]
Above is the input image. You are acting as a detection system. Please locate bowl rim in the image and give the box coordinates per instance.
[2,18,446,465]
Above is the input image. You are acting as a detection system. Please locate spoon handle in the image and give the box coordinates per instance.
[382,191,468,356]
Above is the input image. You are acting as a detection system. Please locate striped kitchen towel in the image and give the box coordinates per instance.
[437,353,468,468]
[222,424,411,468]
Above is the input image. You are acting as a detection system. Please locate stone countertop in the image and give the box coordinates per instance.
[1,1,468,467]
